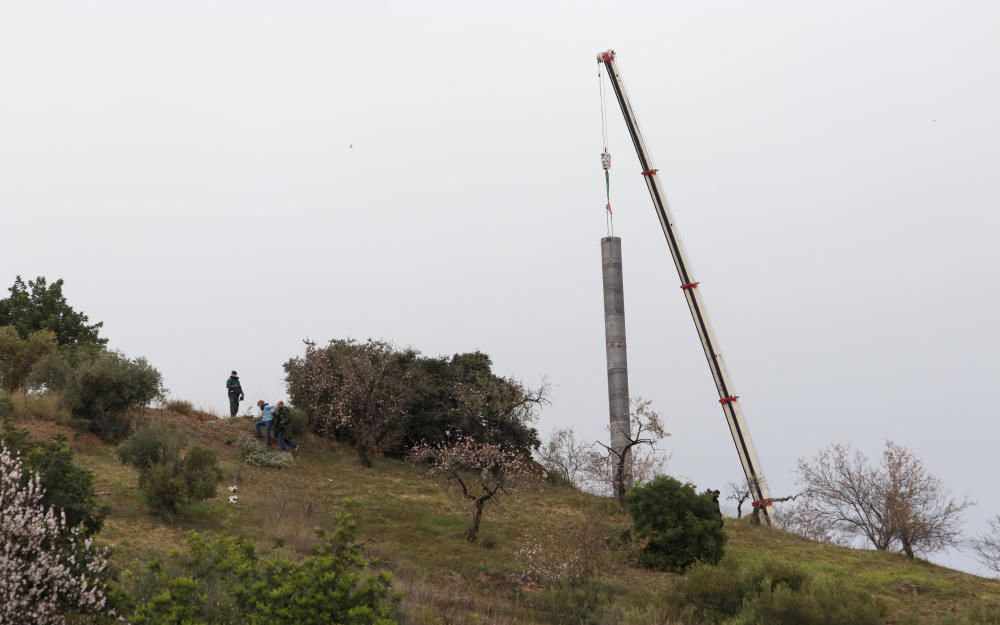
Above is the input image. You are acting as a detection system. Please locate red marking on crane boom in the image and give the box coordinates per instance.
[719,395,739,405]
[680,282,700,290]
[641,169,658,176]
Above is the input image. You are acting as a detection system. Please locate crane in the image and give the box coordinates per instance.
[596,49,773,525]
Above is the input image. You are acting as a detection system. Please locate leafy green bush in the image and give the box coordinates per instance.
[164,399,194,414]
[0,326,58,392]
[665,558,810,623]
[284,405,309,439]
[0,391,11,418]
[664,558,882,625]
[129,514,398,625]
[63,351,163,441]
[733,579,884,625]
[118,424,222,520]
[625,475,725,572]
[117,422,185,472]
[236,433,294,469]
[140,461,189,520]
[536,582,615,625]
[1,415,107,535]
[181,446,223,501]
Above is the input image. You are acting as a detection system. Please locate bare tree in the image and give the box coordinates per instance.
[974,515,1000,576]
[794,441,971,558]
[882,441,971,559]
[773,499,848,545]
[587,398,669,506]
[796,443,895,550]
[285,339,415,468]
[726,481,752,519]
[536,428,592,488]
[409,436,540,542]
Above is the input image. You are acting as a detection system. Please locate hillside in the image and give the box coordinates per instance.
[18,408,1000,625]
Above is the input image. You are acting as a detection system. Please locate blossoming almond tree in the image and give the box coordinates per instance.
[0,444,110,625]
[409,437,540,542]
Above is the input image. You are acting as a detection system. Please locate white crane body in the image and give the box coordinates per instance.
[597,49,772,524]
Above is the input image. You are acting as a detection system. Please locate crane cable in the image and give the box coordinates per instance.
[598,62,613,237]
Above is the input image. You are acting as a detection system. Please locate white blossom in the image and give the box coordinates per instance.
[0,444,110,625]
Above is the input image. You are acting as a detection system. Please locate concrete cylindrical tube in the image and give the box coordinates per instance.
[601,236,633,497]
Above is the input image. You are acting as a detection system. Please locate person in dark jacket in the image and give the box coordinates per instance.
[226,371,245,417]
[711,489,723,527]
[272,401,298,453]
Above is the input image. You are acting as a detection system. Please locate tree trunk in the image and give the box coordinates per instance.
[357,446,373,469]
[902,540,915,559]
[466,502,485,542]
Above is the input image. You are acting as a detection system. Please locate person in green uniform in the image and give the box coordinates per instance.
[226,371,244,417]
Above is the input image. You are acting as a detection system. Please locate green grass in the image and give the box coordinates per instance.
[24,411,1000,624]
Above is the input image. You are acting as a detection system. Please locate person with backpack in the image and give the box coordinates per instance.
[255,400,276,447]
[272,401,299,453]
[226,371,245,417]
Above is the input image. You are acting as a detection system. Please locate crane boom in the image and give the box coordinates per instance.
[597,49,772,524]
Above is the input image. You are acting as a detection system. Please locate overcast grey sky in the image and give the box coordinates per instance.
[2,0,998,575]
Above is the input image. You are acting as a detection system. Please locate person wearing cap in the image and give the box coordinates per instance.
[226,371,245,417]
[255,400,276,447]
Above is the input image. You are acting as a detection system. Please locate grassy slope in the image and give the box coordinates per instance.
[21,410,1000,624]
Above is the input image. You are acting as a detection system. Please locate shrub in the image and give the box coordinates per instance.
[1,416,106,535]
[284,405,309,439]
[118,424,222,520]
[664,558,881,625]
[536,582,615,625]
[0,443,112,624]
[733,579,884,625]
[128,514,397,625]
[164,399,194,414]
[626,475,725,572]
[236,433,294,469]
[0,326,58,392]
[140,461,189,520]
[63,350,163,441]
[0,390,12,418]
[7,389,69,422]
[516,507,628,587]
[181,445,223,501]
[117,422,185,472]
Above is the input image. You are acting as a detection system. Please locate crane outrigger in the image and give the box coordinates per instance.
[597,49,772,524]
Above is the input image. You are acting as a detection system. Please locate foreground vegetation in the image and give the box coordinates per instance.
[5,404,996,624]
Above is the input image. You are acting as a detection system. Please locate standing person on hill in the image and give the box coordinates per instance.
[255,400,275,447]
[272,401,299,453]
[226,371,245,417]
[711,489,724,527]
